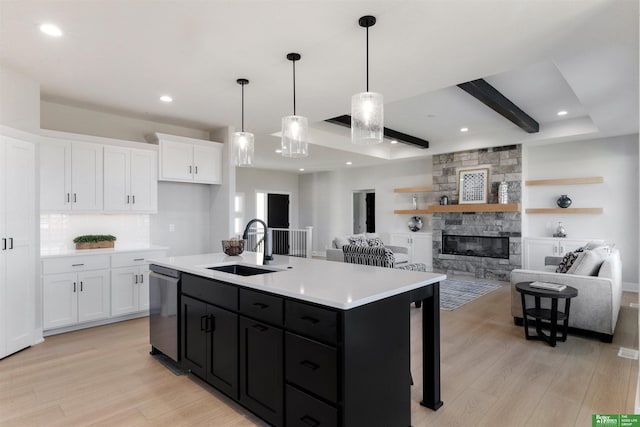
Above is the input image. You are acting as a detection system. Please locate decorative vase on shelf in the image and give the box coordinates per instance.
[498,181,508,204]
[553,221,567,238]
[557,195,572,208]
[412,194,418,210]
[408,216,423,232]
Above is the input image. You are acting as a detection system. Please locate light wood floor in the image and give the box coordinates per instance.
[1,286,637,426]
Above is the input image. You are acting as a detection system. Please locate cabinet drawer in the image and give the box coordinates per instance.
[286,385,337,427]
[239,288,283,325]
[286,300,338,345]
[285,333,337,403]
[182,273,238,311]
[111,250,165,268]
[42,255,110,275]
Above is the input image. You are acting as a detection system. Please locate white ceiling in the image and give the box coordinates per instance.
[1,0,638,173]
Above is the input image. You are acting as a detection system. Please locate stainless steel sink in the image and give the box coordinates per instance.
[207,264,277,276]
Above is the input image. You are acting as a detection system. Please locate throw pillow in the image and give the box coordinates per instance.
[555,248,584,273]
[367,237,384,247]
[568,247,609,276]
[333,236,350,249]
[348,235,368,247]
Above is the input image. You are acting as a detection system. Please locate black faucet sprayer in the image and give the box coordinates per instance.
[242,219,273,261]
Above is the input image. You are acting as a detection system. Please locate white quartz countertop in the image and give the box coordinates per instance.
[41,245,169,258]
[148,252,446,310]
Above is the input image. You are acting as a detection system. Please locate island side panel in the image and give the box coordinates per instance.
[420,281,443,410]
[341,292,411,427]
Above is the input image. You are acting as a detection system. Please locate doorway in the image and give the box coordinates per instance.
[353,190,375,234]
[267,193,290,255]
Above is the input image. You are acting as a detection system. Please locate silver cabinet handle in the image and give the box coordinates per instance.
[67,193,70,203]
[73,193,77,203]
[135,274,138,284]
[140,274,143,284]
[73,282,76,292]
[80,281,83,292]
[195,166,198,174]
[71,263,84,267]
[127,195,130,204]
[189,165,192,174]
[1,238,5,251]
[133,258,144,261]
[132,195,135,204]
[8,238,13,250]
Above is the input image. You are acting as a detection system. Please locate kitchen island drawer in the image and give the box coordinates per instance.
[286,385,337,427]
[285,300,337,345]
[182,273,238,310]
[240,288,283,326]
[285,332,337,403]
[42,255,110,275]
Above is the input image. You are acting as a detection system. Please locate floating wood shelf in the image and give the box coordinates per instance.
[394,203,521,214]
[525,208,603,214]
[393,186,433,193]
[525,176,604,186]
[429,203,521,213]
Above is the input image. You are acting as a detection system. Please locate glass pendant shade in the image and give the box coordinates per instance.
[234,131,254,166]
[281,115,308,157]
[351,91,383,145]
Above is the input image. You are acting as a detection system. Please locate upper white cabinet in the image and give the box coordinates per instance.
[153,133,222,184]
[104,146,157,213]
[0,133,37,359]
[40,138,103,212]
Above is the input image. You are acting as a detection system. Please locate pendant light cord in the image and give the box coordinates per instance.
[366,25,369,92]
[241,82,245,132]
[292,59,297,115]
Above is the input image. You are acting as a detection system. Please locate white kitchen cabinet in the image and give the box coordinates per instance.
[40,138,103,211]
[156,134,222,184]
[390,232,433,271]
[522,237,600,271]
[111,250,165,316]
[104,146,157,213]
[43,269,110,330]
[0,134,37,359]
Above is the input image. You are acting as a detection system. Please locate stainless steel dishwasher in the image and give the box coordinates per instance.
[149,264,180,362]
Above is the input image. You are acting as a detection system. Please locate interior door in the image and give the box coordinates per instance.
[365,192,375,233]
[267,193,289,255]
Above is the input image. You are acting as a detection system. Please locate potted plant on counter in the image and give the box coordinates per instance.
[73,235,117,250]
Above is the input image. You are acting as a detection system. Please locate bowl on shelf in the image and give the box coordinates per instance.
[222,239,245,256]
[407,216,423,232]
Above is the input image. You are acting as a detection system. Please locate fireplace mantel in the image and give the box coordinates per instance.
[394,203,520,214]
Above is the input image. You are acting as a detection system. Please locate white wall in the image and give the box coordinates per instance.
[41,101,217,256]
[235,168,301,234]
[524,134,639,287]
[299,158,433,253]
[210,127,235,248]
[0,64,40,133]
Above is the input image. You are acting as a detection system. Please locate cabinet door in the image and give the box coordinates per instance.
[43,273,78,330]
[193,144,221,184]
[411,233,433,270]
[3,138,36,353]
[103,146,131,212]
[40,139,71,211]
[523,238,558,270]
[181,295,208,378]
[77,270,110,323]
[138,267,150,311]
[239,316,283,427]
[159,140,193,181]
[130,149,157,212]
[390,233,412,261]
[111,266,138,316]
[206,305,238,398]
[71,142,103,211]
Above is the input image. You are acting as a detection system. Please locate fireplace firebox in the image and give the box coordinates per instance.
[442,234,509,259]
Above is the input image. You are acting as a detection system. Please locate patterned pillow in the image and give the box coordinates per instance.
[367,237,384,247]
[555,247,586,273]
[348,235,368,247]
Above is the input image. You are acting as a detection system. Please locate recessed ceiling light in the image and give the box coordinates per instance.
[346,161,353,165]
[299,168,305,172]
[390,140,398,144]
[275,149,282,154]
[460,127,469,132]
[40,24,62,37]
[557,110,568,116]
[160,95,173,103]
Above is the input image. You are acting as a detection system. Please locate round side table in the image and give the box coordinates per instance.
[515,281,578,347]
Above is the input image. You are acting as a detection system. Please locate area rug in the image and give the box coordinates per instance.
[439,279,502,311]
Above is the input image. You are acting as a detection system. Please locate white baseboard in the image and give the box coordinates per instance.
[44,311,148,337]
[623,281,639,292]
[312,250,326,258]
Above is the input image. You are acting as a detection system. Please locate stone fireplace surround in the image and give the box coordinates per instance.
[431,145,522,281]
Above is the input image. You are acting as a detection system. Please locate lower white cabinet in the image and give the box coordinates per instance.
[111,251,164,316]
[389,232,433,271]
[43,270,110,330]
[522,237,600,270]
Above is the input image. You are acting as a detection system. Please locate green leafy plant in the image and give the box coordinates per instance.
[73,235,117,244]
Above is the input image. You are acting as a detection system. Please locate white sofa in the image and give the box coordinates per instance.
[326,233,410,264]
[510,246,622,342]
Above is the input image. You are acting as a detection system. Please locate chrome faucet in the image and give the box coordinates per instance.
[242,219,273,262]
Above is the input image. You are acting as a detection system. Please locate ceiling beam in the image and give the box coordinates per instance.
[457,79,539,133]
[325,115,430,149]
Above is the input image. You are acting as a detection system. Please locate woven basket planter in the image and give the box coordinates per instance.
[75,241,115,250]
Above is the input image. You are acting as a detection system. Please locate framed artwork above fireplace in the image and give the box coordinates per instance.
[458,167,489,204]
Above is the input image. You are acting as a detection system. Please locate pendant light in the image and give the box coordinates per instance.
[233,78,254,166]
[351,15,383,145]
[281,53,309,157]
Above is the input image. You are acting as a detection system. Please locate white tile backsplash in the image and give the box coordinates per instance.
[41,214,151,251]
